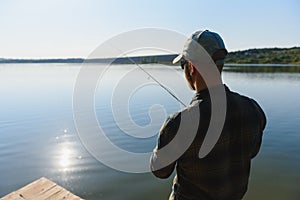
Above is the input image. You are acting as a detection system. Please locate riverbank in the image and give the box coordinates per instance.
[1,47,299,65]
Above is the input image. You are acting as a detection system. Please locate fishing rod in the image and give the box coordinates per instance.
[115,50,187,107]
[131,58,187,107]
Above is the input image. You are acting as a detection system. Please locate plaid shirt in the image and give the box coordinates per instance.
[150,85,266,200]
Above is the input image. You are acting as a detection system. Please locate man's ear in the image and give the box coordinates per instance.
[189,63,195,75]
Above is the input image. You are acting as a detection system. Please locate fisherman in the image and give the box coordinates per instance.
[150,30,266,200]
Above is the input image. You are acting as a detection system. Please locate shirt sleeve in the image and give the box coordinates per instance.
[250,99,267,158]
[150,113,180,178]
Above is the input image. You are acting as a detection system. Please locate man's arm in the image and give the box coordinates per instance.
[250,100,267,158]
[150,146,176,178]
[150,114,180,178]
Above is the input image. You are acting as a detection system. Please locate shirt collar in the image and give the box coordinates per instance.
[191,84,229,104]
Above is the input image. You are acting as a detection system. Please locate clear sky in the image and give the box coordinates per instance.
[0,0,299,58]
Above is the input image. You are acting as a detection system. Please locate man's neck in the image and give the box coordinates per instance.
[194,81,224,93]
[194,73,223,93]
[195,83,207,93]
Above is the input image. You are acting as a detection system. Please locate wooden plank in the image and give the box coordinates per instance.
[18,177,57,199]
[1,177,83,200]
[0,192,24,200]
[35,184,64,200]
[46,190,73,200]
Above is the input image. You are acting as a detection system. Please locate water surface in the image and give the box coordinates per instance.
[0,63,299,199]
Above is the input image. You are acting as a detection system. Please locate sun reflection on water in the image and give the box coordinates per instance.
[59,147,72,170]
[55,128,77,173]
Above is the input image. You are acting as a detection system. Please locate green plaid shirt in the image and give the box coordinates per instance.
[151,85,266,200]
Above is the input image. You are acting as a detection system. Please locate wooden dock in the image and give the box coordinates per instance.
[1,177,83,200]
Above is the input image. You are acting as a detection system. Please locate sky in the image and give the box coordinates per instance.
[0,0,299,58]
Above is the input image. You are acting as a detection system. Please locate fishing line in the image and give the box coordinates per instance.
[113,48,187,107]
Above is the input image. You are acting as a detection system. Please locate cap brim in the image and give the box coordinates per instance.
[172,54,183,64]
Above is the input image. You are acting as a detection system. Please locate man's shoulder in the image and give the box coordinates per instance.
[227,89,266,127]
[165,111,181,124]
[227,89,257,105]
[160,111,181,134]
[162,102,202,131]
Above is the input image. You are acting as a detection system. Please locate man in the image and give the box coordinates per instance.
[150,30,266,200]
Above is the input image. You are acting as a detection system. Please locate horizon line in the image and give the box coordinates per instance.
[1,46,299,60]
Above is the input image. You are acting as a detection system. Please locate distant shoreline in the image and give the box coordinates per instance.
[1,47,299,65]
[0,54,177,64]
